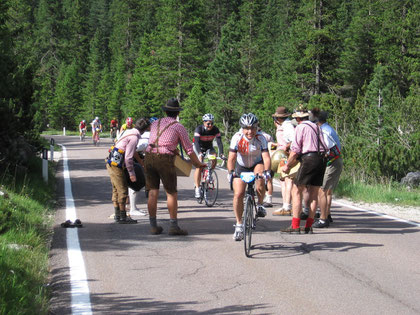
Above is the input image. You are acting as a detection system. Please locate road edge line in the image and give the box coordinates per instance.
[60,144,93,314]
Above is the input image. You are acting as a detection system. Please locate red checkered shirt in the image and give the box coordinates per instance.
[146,117,194,155]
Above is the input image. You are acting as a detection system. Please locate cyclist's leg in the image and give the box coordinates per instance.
[193,148,204,196]
[254,163,265,204]
[232,178,247,225]
[208,148,217,169]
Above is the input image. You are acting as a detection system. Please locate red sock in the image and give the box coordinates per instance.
[305,217,314,228]
[292,217,301,229]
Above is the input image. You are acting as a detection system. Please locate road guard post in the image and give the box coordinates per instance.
[42,148,48,183]
[50,138,55,161]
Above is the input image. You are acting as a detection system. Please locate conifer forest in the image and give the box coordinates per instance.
[1,0,419,181]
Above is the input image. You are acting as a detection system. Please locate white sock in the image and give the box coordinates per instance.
[283,203,291,210]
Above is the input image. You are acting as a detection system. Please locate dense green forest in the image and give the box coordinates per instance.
[1,0,419,180]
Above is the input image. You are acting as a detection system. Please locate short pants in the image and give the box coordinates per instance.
[322,157,343,190]
[144,153,177,194]
[294,153,326,187]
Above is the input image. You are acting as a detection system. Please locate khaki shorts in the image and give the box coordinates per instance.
[106,163,128,204]
[144,153,177,194]
[322,157,343,191]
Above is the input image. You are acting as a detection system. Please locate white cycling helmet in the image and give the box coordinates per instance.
[82,120,86,123]
[239,113,258,128]
[202,113,214,121]
[95,116,99,120]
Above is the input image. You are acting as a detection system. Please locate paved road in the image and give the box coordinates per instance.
[49,136,420,315]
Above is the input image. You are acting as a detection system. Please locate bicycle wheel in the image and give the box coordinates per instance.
[204,170,218,207]
[243,196,254,257]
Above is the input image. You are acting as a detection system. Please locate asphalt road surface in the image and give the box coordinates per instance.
[48,136,420,315]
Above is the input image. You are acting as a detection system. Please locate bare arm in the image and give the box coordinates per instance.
[227,151,237,173]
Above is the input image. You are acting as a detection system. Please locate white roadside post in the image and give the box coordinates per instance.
[42,148,48,183]
[50,138,55,161]
[63,127,66,136]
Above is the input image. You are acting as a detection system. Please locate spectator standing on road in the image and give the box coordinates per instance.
[106,118,150,224]
[258,128,275,208]
[144,98,206,236]
[129,118,154,217]
[280,106,328,234]
[311,109,343,228]
[271,107,295,216]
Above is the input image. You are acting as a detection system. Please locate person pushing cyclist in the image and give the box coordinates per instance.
[227,113,271,241]
[193,113,224,199]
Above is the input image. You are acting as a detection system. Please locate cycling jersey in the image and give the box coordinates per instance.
[79,122,86,129]
[110,120,118,128]
[193,124,223,154]
[229,131,268,168]
[92,119,101,130]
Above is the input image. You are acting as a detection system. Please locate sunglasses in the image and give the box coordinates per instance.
[205,122,213,126]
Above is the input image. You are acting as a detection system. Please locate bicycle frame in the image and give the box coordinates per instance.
[197,151,219,207]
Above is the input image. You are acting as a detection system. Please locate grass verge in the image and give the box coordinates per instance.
[0,158,56,314]
[335,175,420,207]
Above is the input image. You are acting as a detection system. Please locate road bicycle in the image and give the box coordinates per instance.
[80,129,86,142]
[196,152,222,207]
[239,172,266,257]
[93,128,101,146]
[110,127,118,142]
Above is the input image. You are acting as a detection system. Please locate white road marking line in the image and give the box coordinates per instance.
[216,167,420,226]
[61,145,93,315]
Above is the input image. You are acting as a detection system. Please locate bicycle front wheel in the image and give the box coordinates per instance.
[204,170,219,207]
[243,196,254,257]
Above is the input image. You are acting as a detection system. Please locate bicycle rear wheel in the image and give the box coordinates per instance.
[243,196,254,257]
[204,170,218,207]
[197,184,204,204]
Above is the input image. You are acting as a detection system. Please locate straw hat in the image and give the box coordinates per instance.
[292,105,309,118]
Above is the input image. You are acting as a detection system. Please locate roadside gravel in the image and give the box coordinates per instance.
[333,197,420,224]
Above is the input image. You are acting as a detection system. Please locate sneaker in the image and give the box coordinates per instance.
[233,224,244,241]
[150,226,163,235]
[168,226,188,236]
[263,195,273,208]
[118,216,138,224]
[328,214,333,223]
[257,205,267,217]
[281,225,301,234]
[130,209,147,216]
[272,208,291,216]
[194,187,201,199]
[312,219,329,228]
[315,211,320,219]
[300,227,313,234]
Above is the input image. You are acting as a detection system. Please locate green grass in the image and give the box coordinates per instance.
[0,158,56,314]
[335,175,420,207]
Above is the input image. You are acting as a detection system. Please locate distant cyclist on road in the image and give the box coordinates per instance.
[91,117,102,141]
[227,113,271,241]
[110,118,119,140]
[119,117,133,136]
[79,120,87,140]
[193,113,224,199]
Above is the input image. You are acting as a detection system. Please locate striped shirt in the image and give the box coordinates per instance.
[146,117,194,155]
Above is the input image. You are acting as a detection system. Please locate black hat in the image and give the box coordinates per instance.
[162,98,183,112]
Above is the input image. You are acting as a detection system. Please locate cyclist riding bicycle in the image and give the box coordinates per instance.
[227,113,271,241]
[119,117,133,136]
[193,113,224,198]
[79,120,87,139]
[110,118,119,139]
[91,117,102,140]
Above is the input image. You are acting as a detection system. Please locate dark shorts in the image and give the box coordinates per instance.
[234,160,263,177]
[144,153,177,194]
[294,153,326,187]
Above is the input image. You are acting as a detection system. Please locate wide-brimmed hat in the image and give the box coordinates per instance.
[272,106,291,118]
[292,105,310,118]
[162,98,183,112]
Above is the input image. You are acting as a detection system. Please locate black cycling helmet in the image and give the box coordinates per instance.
[239,113,258,128]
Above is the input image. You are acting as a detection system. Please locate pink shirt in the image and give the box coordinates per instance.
[146,117,194,155]
[115,128,140,176]
[291,121,327,155]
